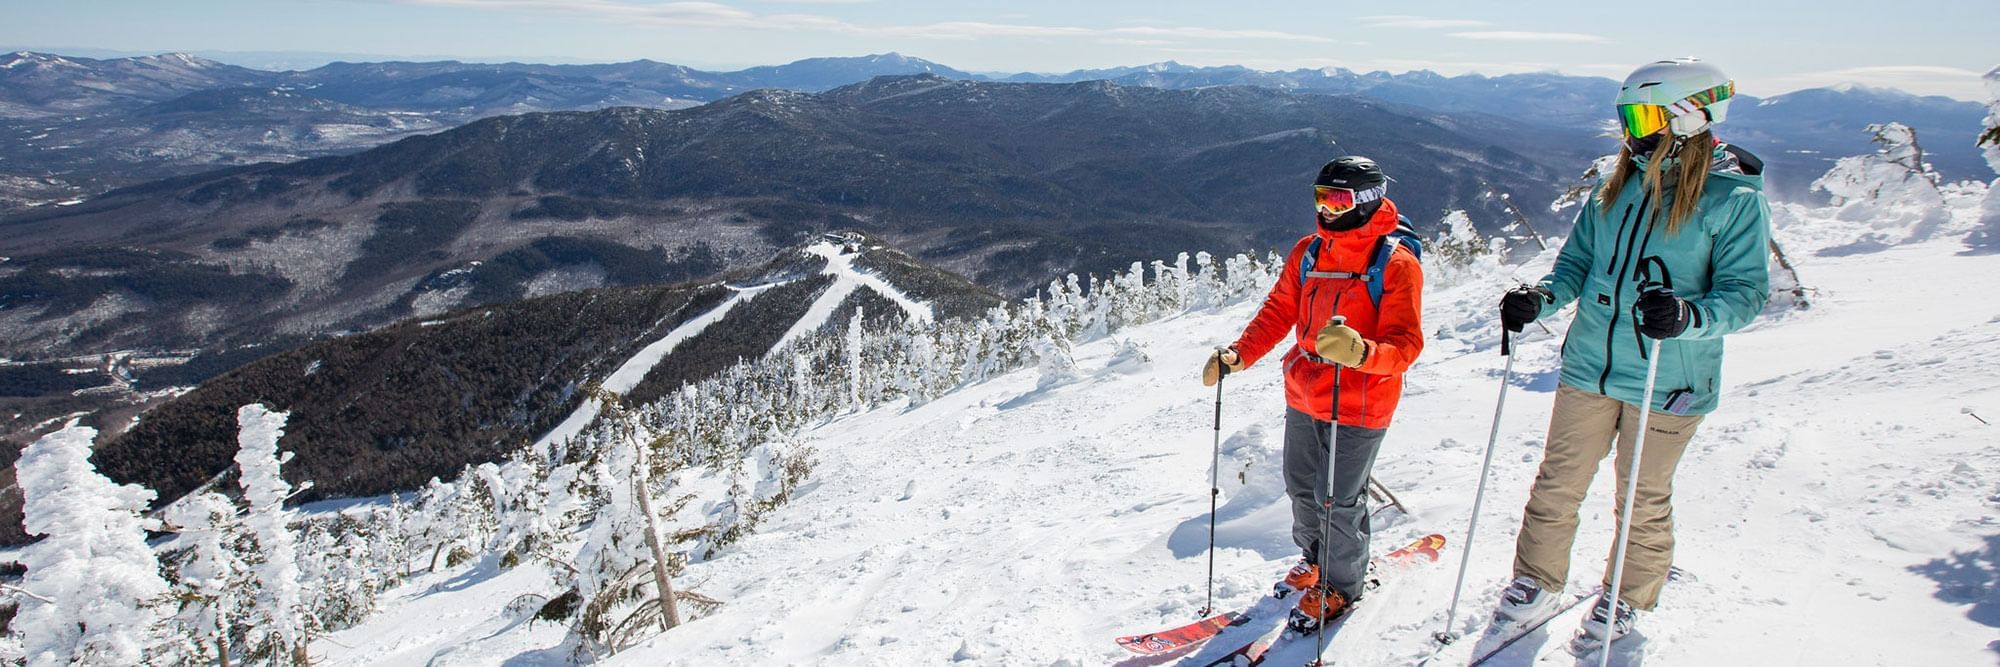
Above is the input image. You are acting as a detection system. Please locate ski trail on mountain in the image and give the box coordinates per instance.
[771,242,935,355]
[534,283,775,449]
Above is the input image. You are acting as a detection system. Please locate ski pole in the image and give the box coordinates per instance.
[1599,332,1665,666]
[1432,325,1519,646]
[1311,317,1345,667]
[1201,346,1229,617]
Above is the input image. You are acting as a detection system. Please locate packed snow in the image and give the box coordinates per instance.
[289,169,1998,665]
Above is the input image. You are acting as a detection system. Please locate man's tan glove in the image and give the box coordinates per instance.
[1202,347,1244,386]
[1314,319,1370,367]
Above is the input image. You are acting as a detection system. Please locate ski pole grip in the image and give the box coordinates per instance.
[1637,256,1674,292]
[1501,327,1512,357]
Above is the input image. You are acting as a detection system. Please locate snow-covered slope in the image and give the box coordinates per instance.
[313,188,1999,665]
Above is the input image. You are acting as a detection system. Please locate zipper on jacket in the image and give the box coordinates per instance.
[1599,189,1653,395]
[1605,204,1636,276]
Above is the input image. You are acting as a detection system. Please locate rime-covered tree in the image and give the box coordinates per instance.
[562,392,707,656]
[235,404,311,665]
[163,491,251,667]
[1815,122,1945,207]
[845,308,867,410]
[13,424,172,667]
[1969,65,2000,252]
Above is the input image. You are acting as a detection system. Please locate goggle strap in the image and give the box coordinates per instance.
[1667,82,1734,117]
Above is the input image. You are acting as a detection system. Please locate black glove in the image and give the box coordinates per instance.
[1635,287,1692,339]
[1499,286,1552,332]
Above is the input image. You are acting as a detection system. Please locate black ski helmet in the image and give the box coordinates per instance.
[1316,156,1387,191]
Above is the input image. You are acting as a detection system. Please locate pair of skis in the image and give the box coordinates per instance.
[1114,533,1445,665]
[1429,566,1689,665]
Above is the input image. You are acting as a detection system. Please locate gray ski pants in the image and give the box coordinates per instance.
[1283,407,1387,600]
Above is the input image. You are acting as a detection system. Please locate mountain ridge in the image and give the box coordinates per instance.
[3,50,1987,208]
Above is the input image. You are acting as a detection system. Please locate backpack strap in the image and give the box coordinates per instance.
[1298,234,1407,307]
[1362,238,1398,306]
[1296,237,1323,288]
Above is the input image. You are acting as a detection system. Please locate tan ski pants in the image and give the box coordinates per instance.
[1513,384,1704,610]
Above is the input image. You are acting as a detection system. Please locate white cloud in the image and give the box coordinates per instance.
[389,0,1331,43]
[1359,15,1491,29]
[1448,31,1608,44]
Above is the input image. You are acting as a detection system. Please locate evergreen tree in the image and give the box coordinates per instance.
[163,491,251,667]
[234,404,312,665]
[1970,65,2000,252]
[13,424,172,667]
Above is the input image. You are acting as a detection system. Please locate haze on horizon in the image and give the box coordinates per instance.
[5,0,1995,101]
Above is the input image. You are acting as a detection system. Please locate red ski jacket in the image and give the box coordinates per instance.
[1231,199,1425,428]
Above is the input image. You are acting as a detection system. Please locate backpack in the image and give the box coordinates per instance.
[1296,215,1424,307]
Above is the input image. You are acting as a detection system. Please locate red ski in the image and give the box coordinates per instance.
[1115,611,1243,656]
[1115,534,1446,657]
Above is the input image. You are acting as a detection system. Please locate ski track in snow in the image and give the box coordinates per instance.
[770,242,935,356]
[319,204,2000,665]
[534,283,774,450]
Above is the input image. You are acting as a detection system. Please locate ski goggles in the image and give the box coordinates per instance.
[1617,81,1734,138]
[1314,183,1387,216]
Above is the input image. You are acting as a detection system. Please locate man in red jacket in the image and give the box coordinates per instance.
[1202,156,1425,630]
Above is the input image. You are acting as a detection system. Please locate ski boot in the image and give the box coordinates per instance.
[1578,594,1636,642]
[1274,558,1318,599]
[1495,576,1560,624]
[1284,585,1347,635]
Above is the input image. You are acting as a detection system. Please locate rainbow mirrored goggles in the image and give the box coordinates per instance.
[1617,81,1734,138]
[1315,183,1387,216]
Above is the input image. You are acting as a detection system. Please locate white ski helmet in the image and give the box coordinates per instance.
[1614,58,1735,139]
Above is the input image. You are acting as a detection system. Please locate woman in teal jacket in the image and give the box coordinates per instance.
[1490,58,1773,644]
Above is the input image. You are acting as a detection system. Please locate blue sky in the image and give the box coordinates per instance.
[6,0,1996,100]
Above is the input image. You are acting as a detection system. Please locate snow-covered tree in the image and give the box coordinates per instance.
[1550,154,1622,214]
[1421,210,1511,290]
[1430,210,1492,263]
[13,424,172,667]
[234,404,311,665]
[408,477,468,573]
[1969,65,2000,252]
[163,491,251,667]
[1032,323,1079,392]
[1814,122,1944,207]
[845,308,866,410]
[1812,122,1958,245]
[1188,252,1218,311]
[565,391,697,656]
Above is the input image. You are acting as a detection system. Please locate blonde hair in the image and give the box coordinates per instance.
[1597,130,1713,234]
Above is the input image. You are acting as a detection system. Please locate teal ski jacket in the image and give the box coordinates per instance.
[1526,143,1772,415]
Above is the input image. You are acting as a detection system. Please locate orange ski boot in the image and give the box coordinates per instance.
[1275,559,1319,599]
[1286,585,1348,634]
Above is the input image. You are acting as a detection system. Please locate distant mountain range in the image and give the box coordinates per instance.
[1,51,1990,210]
[1,75,1573,366]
